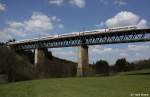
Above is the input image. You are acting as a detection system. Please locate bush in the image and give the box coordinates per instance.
[95,60,109,75]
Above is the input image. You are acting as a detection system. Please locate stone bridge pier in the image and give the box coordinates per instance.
[77,45,89,77]
[34,48,47,67]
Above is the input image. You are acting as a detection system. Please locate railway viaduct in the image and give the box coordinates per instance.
[7,28,150,76]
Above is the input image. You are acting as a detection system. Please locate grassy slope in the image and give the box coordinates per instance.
[0,70,150,97]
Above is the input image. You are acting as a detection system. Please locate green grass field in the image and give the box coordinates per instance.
[0,69,150,97]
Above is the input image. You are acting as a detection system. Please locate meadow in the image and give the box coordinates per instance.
[0,69,150,97]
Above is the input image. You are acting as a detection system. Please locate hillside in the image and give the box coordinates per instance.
[0,69,150,97]
[0,46,77,82]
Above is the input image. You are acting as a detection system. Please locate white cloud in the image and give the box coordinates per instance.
[0,12,64,41]
[104,11,148,28]
[0,3,6,12]
[52,16,57,21]
[8,22,24,28]
[0,31,12,41]
[95,22,105,28]
[48,0,86,8]
[4,23,25,37]
[114,0,127,5]
[136,19,147,29]
[69,0,85,8]
[127,44,150,51]
[24,12,53,33]
[58,24,64,29]
[92,44,150,55]
[104,48,112,52]
[92,47,100,53]
[48,0,64,6]
[99,0,127,6]
[135,53,141,57]
[52,16,61,22]
[92,46,113,54]
[52,48,74,57]
[5,12,53,37]
[50,47,77,62]
[119,53,128,57]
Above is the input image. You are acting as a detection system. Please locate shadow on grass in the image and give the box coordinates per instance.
[125,72,150,76]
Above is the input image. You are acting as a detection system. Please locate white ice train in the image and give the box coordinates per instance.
[8,26,137,44]
[108,26,137,32]
[82,26,137,35]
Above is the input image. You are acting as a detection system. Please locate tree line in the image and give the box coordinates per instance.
[92,58,150,76]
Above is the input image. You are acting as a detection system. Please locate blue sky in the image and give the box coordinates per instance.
[0,0,150,64]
